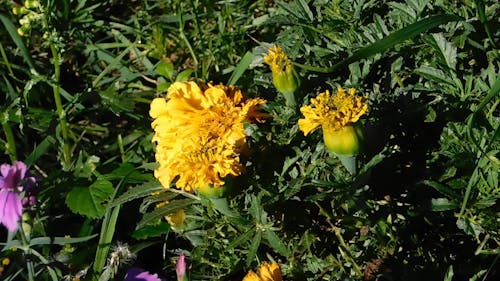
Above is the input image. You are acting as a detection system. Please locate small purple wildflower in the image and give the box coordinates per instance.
[176,253,187,281]
[0,161,37,232]
[124,268,163,281]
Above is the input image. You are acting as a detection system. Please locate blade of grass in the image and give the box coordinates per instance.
[228,51,253,85]
[295,14,461,73]
[0,14,35,71]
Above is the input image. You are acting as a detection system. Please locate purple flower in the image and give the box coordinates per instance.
[176,253,187,281]
[0,161,36,232]
[124,268,163,281]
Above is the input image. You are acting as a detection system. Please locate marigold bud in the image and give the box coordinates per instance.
[264,44,300,106]
[196,184,225,198]
[323,124,364,156]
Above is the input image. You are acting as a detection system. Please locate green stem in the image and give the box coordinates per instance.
[178,12,199,67]
[18,223,35,281]
[0,41,14,76]
[49,43,71,169]
[282,91,296,108]
[315,202,363,277]
[1,115,17,162]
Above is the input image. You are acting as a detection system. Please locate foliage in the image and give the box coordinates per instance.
[0,0,498,280]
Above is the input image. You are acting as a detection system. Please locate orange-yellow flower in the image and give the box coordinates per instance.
[263,44,300,106]
[243,262,282,281]
[298,87,368,156]
[150,81,266,193]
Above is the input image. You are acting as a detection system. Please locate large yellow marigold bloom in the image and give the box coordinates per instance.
[243,262,282,281]
[298,88,367,136]
[150,81,266,193]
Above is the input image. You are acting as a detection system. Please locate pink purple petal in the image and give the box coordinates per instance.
[0,189,22,232]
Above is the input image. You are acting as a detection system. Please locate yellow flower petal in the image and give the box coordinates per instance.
[149,98,168,118]
[298,88,368,135]
[243,270,261,281]
[150,81,267,193]
[258,262,282,281]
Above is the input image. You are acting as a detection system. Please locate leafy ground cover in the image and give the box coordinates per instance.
[0,0,499,280]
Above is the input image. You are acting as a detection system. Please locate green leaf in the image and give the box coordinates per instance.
[99,84,135,114]
[132,222,170,240]
[424,180,460,200]
[137,198,195,229]
[0,14,35,71]
[229,229,255,248]
[414,65,455,85]
[176,69,193,82]
[227,51,253,85]
[296,14,461,73]
[110,181,165,207]
[24,136,56,167]
[65,179,115,219]
[456,217,484,239]
[265,229,290,256]
[156,61,174,80]
[2,234,97,250]
[208,197,239,218]
[443,265,454,281]
[427,33,457,70]
[246,230,262,267]
[431,198,459,211]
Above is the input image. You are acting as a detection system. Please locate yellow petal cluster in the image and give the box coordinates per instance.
[150,81,266,193]
[264,44,293,74]
[243,262,282,281]
[298,88,368,136]
[263,44,300,101]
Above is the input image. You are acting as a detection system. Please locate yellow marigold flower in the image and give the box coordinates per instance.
[298,88,367,156]
[1,258,10,266]
[151,81,266,193]
[264,44,300,106]
[243,262,282,281]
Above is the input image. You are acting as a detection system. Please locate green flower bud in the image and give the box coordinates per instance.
[12,6,28,15]
[196,184,225,198]
[17,25,30,37]
[323,124,364,156]
[264,44,301,106]
[24,0,39,9]
[271,65,300,101]
[19,16,30,26]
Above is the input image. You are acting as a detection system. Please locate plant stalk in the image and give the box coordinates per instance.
[49,43,72,169]
[1,115,17,162]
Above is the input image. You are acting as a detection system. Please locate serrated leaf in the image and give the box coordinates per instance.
[208,197,239,218]
[456,217,484,239]
[100,84,135,114]
[265,229,290,256]
[415,65,455,85]
[431,198,459,211]
[246,230,262,267]
[132,222,170,240]
[137,198,195,228]
[424,180,460,200]
[428,33,457,70]
[229,229,255,248]
[110,181,165,207]
[65,179,114,219]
